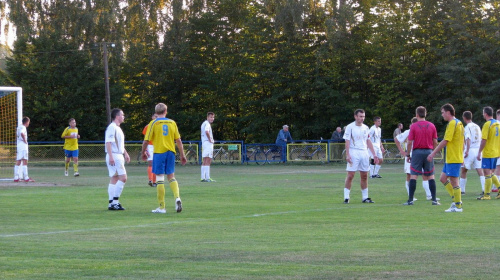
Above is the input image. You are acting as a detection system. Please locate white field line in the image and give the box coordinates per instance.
[0,204,396,238]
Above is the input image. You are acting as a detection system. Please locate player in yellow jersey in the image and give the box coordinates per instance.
[61,118,80,177]
[428,104,464,212]
[141,103,187,214]
[476,106,500,200]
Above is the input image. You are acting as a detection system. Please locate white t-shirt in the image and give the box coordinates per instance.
[343,122,370,151]
[201,120,213,143]
[105,122,125,154]
[16,125,28,151]
[369,125,382,148]
[396,129,410,151]
[464,122,481,149]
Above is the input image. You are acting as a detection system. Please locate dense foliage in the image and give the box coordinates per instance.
[1,0,499,142]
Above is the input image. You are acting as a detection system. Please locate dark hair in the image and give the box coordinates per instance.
[68,118,75,123]
[411,117,418,124]
[22,117,30,124]
[354,109,365,116]
[416,106,426,118]
[111,108,122,121]
[441,103,455,116]
[207,112,215,117]
[462,111,472,120]
[373,116,381,121]
[483,106,494,117]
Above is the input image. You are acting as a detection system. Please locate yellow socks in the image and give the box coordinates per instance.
[73,163,78,172]
[169,178,180,199]
[65,161,69,171]
[157,181,165,209]
[485,176,492,195]
[444,180,454,197]
[452,187,462,208]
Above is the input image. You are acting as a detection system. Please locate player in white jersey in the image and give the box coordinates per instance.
[105,108,131,211]
[342,109,379,204]
[201,112,215,182]
[13,117,34,182]
[492,109,500,192]
[368,116,385,178]
[459,111,485,194]
[394,117,435,201]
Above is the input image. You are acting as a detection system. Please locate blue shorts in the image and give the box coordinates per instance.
[64,149,79,158]
[442,163,461,177]
[482,158,498,170]
[152,151,176,175]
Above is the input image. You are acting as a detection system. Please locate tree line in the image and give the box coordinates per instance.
[0,0,499,142]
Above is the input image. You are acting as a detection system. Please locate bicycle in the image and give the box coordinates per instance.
[289,143,326,163]
[245,145,282,165]
[213,145,237,164]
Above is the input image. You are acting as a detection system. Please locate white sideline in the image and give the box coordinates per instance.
[0,205,395,238]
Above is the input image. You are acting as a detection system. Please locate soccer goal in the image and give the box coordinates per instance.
[0,86,22,180]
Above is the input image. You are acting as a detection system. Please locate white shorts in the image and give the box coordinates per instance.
[202,142,213,158]
[463,148,482,170]
[369,146,383,159]
[106,153,127,177]
[497,157,500,166]
[346,149,370,172]
[16,149,28,160]
[147,145,154,161]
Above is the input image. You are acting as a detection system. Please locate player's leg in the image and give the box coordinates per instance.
[373,148,383,178]
[13,159,21,181]
[479,158,495,199]
[21,159,31,181]
[64,150,71,176]
[344,150,360,203]
[147,144,154,186]
[459,163,469,194]
[165,151,182,212]
[359,151,374,203]
[73,150,79,176]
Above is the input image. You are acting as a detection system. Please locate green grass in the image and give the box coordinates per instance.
[1,163,499,279]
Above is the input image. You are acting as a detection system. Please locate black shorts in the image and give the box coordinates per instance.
[410,149,434,176]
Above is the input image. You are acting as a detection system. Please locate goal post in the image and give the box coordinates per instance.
[0,86,22,180]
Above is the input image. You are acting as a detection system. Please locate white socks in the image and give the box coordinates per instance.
[201,166,211,180]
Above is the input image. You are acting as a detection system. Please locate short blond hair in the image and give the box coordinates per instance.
[155,103,167,115]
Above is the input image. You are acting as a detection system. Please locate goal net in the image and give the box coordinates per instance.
[0,87,22,180]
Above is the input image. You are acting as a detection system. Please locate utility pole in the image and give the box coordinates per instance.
[103,43,111,124]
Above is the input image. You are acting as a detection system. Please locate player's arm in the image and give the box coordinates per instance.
[367,139,379,165]
[428,139,447,162]
[406,140,413,163]
[123,148,130,163]
[141,140,149,161]
[205,130,213,143]
[394,136,406,157]
[477,139,486,161]
[106,142,115,166]
[464,138,471,158]
[21,131,27,144]
[344,140,351,164]
[61,128,68,139]
[176,138,187,165]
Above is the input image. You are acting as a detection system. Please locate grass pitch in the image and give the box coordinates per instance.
[0,163,499,279]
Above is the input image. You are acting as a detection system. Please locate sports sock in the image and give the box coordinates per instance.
[443,180,454,197]
[428,179,437,201]
[22,165,28,179]
[480,176,485,191]
[484,176,492,195]
[453,186,462,206]
[73,163,78,172]
[157,181,165,209]
[408,179,417,202]
[65,161,69,171]
[201,166,206,180]
[114,180,125,199]
[147,165,153,181]
[405,181,410,195]
[491,174,500,189]
[361,188,368,200]
[207,166,211,179]
[344,188,350,200]
[108,184,116,202]
[374,165,381,175]
[459,178,467,193]
[14,165,19,179]
[169,178,180,198]
[422,180,430,197]
[369,165,375,177]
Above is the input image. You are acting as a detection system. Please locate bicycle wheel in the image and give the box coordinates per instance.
[228,150,239,164]
[289,148,303,161]
[384,150,394,163]
[254,150,266,165]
